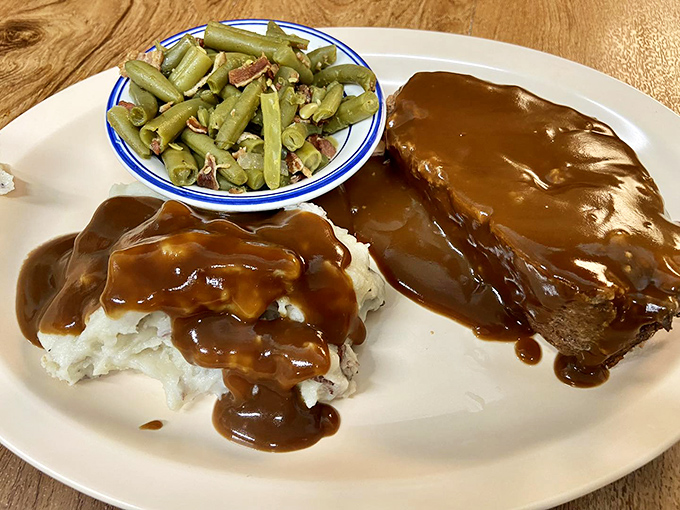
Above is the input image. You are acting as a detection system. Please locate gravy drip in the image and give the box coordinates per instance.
[384,72,680,386]
[16,197,361,451]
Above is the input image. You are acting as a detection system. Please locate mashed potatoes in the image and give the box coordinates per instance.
[37,185,385,411]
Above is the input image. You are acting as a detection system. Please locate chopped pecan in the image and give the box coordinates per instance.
[297,84,312,103]
[150,138,162,156]
[117,100,135,111]
[228,187,246,194]
[186,116,208,134]
[289,173,304,184]
[229,55,273,87]
[159,101,174,114]
[285,152,306,175]
[266,63,280,80]
[236,131,262,143]
[231,147,247,160]
[197,153,220,190]
[308,134,337,159]
[119,48,164,76]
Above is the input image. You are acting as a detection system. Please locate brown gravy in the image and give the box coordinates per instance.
[16,197,358,451]
[139,420,164,431]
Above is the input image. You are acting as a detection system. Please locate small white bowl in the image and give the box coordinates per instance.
[106,19,385,212]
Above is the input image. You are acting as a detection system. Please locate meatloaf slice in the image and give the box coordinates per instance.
[386,71,680,379]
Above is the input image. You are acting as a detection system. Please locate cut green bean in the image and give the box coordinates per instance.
[279,85,300,128]
[207,53,253,94]
[313,63,377,91]
[260,91,282,190]
[308,45,337,72]
[125,60,184,104]
[274,66,300,86]
[217,174,238,191]
[197,106,211,127]
[161,34,199,74]
[281,122,321,152]
[322,91,379,134]
[208,95,240,137]
[128,81,158,126]
[161,142,198,186]
[180,129,247,185]
[238,137,264,153]
[197,89,220,105]
[140,98,206,153]
[219,84,241,100]
[312,81,343,123]
[169,45,213,93]
[266,20,309,49]
[295,141,322,172]
[191,150,204,169]
[245,167,265,189]
[203,21,287,60]
[215,78,264,149]
[310,85,327,104]
[107,105,151,158]
[272,46,313,85]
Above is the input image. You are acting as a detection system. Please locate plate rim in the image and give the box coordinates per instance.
[2,26,680,510]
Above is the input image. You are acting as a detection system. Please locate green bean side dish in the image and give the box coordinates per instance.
[108,20,380,193]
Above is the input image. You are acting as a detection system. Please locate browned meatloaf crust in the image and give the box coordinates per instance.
[385,71,680,372]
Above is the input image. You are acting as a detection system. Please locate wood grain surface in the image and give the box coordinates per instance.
[1,0,680,509]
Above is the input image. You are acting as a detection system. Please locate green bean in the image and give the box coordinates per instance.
[128,81,158,126]
[215,78,264,149]
[125,60,184,104]
[312,81,343,123]
[274,66,300,86]
[250,108,263,128]
[310,86,327,104]
[279,85,300,128]
[239,137,264,153]
[207,53,253,94]
[260,91,282,190]
[197,89,220,105]
[308,45,337,72]
[191,150,204,169]
[245,168,265,190]
[169,45,213,93]
[296,51,311,68]
[272,46,313,84]
[323,91,379,134]
[107,105,151,158]
[217,174,238,191]
[161,142,198,186]
[161,34,199,74]
[203,21,287,60]
[318,153,330,170]
[313,64,377,91]
[281,122,321,152]
[140,98,206,153]
[180,129,247,185]
[197,106,211,127]
[295,141,322,172]
[216,87,236,104]
[265,20,309,49]
[208,95,240,137]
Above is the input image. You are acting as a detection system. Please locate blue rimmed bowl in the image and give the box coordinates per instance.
[106,19,385,212]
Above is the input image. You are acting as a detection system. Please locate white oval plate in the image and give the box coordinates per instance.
[106,20,385,212]
[2,28,680,510]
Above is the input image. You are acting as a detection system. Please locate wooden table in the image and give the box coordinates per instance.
[2,0,680,508]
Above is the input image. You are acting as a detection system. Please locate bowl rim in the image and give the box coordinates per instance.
[105,19,385,210]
